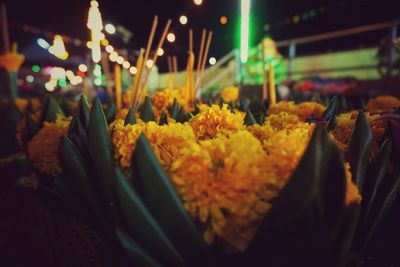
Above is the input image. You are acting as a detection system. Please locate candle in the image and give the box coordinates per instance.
[114,64,122,110]
[268,62,276,105]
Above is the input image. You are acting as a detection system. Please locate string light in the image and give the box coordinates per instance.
[129,66,137,74]
[122,61,130,69]
[194,0,203,6]
[167,32,176,43]
[36,38,50,49]
[220,16,228,25]
[32,65,40,73]
[105,23,116,34]
[209,57,216,65]
[146,59,154,68]
[26,75,34,83]
[87,0,104,63]
[48,35,69,60]
[179,15,188,25]
[78,64,88,72]
[101,38,109,46]
[157,48,164,56]
[116,56,124,64]
[105,45,114,53]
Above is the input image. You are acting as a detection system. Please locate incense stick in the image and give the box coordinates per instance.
[173,55,178,82]
[189,29,193,53]
[139,19,172,93]
[132,16,158,110]
[1,4,10,53]
[261,41,267,102]
[196,31,213,94]
[196,29,206,78]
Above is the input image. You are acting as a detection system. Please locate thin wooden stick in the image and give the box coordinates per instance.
[1,4,10,53]
[140,19,172,93]
[173,55,178,80]
[143,15,158,68]
[196,29,206,76]
[189,29,193,53]
[12,42,17,53]
[167,56,174,88]
[261,41,267,102]
[268,62,276,105]
[132,16,158,110]
[196,31,213,94]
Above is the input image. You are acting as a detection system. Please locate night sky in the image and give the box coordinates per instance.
[2,0,398,70]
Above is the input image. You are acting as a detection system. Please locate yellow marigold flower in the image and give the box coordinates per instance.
[169,131,269,246]
[269,101,326,121]
[111,119,196,170]
[344,162,362,205]
[28,115,71,176]
[332,111,385,152]
[262,125,315,189]
[115,108,130,120]
[151,88,186,115]
[365,95,400,114]
[220,86,239,103]
[189,104,244,140]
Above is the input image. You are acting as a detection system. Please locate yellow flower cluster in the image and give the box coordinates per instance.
[189,104,244,140]
[151,88,186,115]
[169,131,269,246]
[28,115,71,176]
[332,111,385,152]
[344,162,362,206]
[365,95,400,114]
[220,86,239,103]
[111,119,196,170]
[268,101,326,121]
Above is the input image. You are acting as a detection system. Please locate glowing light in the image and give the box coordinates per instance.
[146,59,154,68]
[78,64,88,72]
[105,23,116,34]
[49,35,69,60]
[101,38,109,46]
[51,67,66,79]
[87,0,104,63]
[93,64,102,76]
[179,15,188,25]
[105,45,114,53]
[94,77,102,86]
[122,61,130,69]
[220,16,228,25]
[157,48,164,56]
[209,57,216,65]
[116,56,124,64]
[129,66,137,74]
[32,65,40,73]
[37,38,50,49]
[167,33,176,43]
[194,0,203,6]
[65,70,74,77]
[45,80,57,91]
[240,0,251,63]
[58,78,67,88]
[26,75,34,83]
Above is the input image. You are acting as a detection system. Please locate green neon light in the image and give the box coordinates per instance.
[240,0,251,63]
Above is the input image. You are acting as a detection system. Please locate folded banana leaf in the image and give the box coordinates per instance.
[132,134,217,267]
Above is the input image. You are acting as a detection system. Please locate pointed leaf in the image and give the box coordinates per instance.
[176,107,187,123]
[244,109,257,126]
[159,111,168,125]
[125,108,137,125]
[105,98,117,123]
[77,94,90,129]
[115,168,185,266]
[347,111,372,192]
[88,97,116,219]
[322,95,337,121]
[170,98,179,119]
[115,227,162,267]
[41,96,65,123]
[132,134,216,267]
[140,96,155,122]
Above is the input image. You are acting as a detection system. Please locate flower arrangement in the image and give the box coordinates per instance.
[2,88,400,267]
